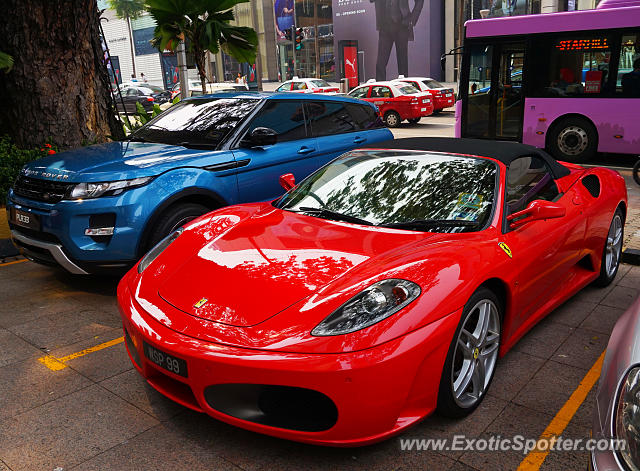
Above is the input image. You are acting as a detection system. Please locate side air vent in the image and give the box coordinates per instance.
[581,174,601,198]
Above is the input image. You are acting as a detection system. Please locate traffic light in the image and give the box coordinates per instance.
[295,27,304,50]
[284,28,292,41]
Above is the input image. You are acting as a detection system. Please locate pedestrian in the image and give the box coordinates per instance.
[130,74,138,82]
[141,72,148,83]
[622,58,640,98]
[235,72,243,84]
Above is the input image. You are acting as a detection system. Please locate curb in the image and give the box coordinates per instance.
[622,248,640,266]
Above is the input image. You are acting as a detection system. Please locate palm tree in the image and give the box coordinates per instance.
[0,51,13,72]
[146,0,258,93]
[108,0,146,78]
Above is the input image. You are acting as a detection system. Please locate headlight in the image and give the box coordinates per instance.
[615,366,640,471]
[311,279,421,336]
[67,177,153,200]
[137,228,183,274]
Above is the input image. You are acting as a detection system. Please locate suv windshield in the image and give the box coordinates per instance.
[130,97,260,148]
[277,150,497,233]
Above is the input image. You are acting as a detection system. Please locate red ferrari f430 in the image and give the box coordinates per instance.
[118,138,627,446]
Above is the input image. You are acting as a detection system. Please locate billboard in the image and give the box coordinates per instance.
[274,0,295,39]
[332,0,442,83]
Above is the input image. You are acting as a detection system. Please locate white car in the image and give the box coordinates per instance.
[392,76,455,113]
[276,77,339,94]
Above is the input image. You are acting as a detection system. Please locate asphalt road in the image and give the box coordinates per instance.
[1,112,639,471]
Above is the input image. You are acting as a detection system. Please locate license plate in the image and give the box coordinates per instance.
[421,108,427,112]
[422,99,428,104]
[446,94,453,97]
[10,208,40,230]
[143,342,188,377]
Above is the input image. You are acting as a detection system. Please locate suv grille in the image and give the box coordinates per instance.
[12,175,73,203]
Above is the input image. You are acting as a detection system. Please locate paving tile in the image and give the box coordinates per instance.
[99,369,185,421]
[0,329,42,368]
[617,265,640,289]
[0,356,91,420]
[579,304,626,335]
[513,360,592,428]
[546,300,597,328]
[458,403,553,471]
[0,289,92,329]
[448,462,482,471]
[511,318,574,360]
[0,460,10,471]
[572,284,616,305]
[8,309,121,350]
[553,328,608,371]
[45,329,131,382]
[0,384,158,471]
[538,421,590,471]
[490,350,546,401]
[408,394,509,459]
[600,285,640,310]
[71,421,241,471]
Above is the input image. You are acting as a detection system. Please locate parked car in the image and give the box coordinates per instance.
[6,93,391,274]
[115,84,171,113]
[591,294,640,471]
[169,81,248,100]
[392,76,455,113]
[347,81,434,127]
[276,77,340,94]
[117,137,626,446]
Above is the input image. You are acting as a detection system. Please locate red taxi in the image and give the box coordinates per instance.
[347,81,433,127]
[276,77,340,94]
[393,77,455,113]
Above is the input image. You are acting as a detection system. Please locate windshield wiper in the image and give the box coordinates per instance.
[128,135,149,142]
[297,207,373,226]
[381,219,480,231]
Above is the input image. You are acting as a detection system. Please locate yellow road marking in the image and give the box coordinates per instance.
[38,336,124,371]
[0,259,27,267]
[517,350,606,471]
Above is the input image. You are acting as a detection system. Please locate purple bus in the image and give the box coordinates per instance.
[455,0,640,163]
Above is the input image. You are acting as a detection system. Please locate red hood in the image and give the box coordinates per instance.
[158,205,426,327]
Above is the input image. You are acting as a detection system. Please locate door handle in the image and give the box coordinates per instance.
[353,136,366,144]
[298,146,315,154]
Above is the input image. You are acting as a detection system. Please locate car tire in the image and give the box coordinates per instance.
[547,116,598,163]
[432,109,442,115]
[408,118,421,125]
[437,287,502,418]
[594,208,624,287]
[384,111,401,128]
[147,203,210,249]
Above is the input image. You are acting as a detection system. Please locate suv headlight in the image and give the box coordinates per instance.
[67,177,153,200]
[137,228,183,274]
[615,366,640,471]
[311,279,421,336]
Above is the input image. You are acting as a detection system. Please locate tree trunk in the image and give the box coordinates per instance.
[126,15,137,77]
[0,0,124,150]
[195,48,207,93]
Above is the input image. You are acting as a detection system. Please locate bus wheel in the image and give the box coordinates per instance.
[547,117,597,163]
[384,111,401,128]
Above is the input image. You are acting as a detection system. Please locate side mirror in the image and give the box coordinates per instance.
[279,173,295,191]
[507,200,566,230]
[241,127,278,148]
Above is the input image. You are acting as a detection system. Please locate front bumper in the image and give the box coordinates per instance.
[118,273,459,446]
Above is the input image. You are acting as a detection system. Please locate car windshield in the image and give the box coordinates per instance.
[130,97,260,148]
[396,84,420,95]
[277,150,497,232]
[311,79,331,88]
[423,79,444,89]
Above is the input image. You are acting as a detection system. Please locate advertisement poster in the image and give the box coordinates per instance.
[274,0,295,39]
[332,0,442,83]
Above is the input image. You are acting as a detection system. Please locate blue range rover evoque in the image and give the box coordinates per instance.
[6,92,392,274]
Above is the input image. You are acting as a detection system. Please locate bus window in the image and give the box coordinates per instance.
[531,34,613,97]
[466,44,493,138]
[618,31,640,97]
[496,47,525,139]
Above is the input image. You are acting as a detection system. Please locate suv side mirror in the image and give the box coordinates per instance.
[507,200,566,230]
[241,127,278,148]
[279,173,295,191]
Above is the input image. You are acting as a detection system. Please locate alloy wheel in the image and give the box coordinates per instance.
[605,213,623,278]
[451,299,500,409]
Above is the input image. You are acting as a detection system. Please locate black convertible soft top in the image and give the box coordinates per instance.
[362,137,571,179]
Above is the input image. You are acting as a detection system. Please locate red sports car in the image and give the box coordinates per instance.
[117,138,627,446]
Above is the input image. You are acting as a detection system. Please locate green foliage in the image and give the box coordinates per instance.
[108,0,146,19]
[120,101,168,134]
[0,136,57,205]
[146,0,258,77]
[0,51,13,72]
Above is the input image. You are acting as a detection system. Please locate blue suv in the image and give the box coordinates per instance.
[7,92,392,274]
